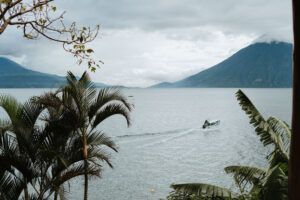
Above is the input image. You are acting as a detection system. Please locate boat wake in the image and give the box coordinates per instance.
[116,127,199,139]
[138,128,198,148]
[116,126,222,146]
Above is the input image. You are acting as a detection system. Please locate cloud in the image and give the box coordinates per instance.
[87,29,255,87]
[55,0,292,38]
[0,0,293,87]
[253,34,293,43]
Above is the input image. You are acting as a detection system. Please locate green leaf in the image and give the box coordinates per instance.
[171,183,239,199]
[225,165,265,193]
[262,165,288,200]
[25,34,34,39]
[87,49,94,53]
[235,90,289,157]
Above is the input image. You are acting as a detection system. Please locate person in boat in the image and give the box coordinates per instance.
[203,119,220,128]
[203,120,210,129]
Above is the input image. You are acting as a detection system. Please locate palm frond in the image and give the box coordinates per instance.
[236,90,288,156]
[236,89,265,124]
[0,119,12,136]
[77,71,96,103]
[225,165,265,193]
[64,71,96,114]
[0,171,24,200]
[51,162,100,188]
[88,88,133,121]
[0,132,17,154]
[262,165,288,200]
[171,183,239,199]
[18,101,43,131]
[0,94,22,125]
[267,149,289,171]
[57,185,67,200]
[267,117,291,153]
[92,103,131,128]
[87,148,113,168]
[0,154,35,183]
[66,71,78,87]
[86,131,118,152]
[31,92,62,111]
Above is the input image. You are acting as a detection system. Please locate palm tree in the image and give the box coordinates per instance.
[38,119,115,200]
[0,85,123,200]
[0,95,43,200]
[40,109,120,200]
[167,90,289,200]
[0,94,85,200]
[29,99,107,200]
[34,71,133,200]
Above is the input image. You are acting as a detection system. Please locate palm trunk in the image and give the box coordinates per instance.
[83,131,89,200]
[84,159,89,200]
[39,163,44,200]
[24,179,29,200]
[289,1,300,200]
[54,191,58,200]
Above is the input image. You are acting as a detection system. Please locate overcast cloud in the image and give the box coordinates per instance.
[0,0,293,87]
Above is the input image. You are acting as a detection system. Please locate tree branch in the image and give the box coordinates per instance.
[0,0,102,71]
[0,0,22,21]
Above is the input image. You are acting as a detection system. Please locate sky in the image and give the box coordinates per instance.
[0,0,293,87]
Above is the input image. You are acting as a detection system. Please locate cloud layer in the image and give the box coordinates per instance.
[0,0,293,87]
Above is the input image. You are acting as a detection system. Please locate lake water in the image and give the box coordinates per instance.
[0,88,292,200]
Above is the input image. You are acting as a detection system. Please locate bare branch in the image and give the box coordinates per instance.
[0,0,102,71]
[9,1,53,20]
[0,0,22,21]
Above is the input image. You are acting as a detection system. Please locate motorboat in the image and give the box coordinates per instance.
[202,119,220,129]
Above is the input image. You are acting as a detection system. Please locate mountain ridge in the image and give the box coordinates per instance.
[151,42,293,88]
[0,57,109,88]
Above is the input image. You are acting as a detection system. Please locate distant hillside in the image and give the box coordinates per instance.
[0,57,108,88]
[151,42,293,88]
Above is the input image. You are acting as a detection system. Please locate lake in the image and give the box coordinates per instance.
[0,88,292,200]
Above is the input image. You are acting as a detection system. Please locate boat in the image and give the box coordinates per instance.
[202,119,220,129]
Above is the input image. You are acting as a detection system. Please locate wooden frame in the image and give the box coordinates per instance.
[289,1,300,199]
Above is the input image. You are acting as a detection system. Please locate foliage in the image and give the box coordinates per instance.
[224,166,265,194]
[167,190,232,200]
[0,94,100,199]
[170,183,239,200]
[167,89,289,200]
[0,0,101,71]
[0,71,133,199]
[32,71,133,200]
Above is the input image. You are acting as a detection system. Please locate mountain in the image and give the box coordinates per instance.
[0,57,108,88]
[151,42,293,88]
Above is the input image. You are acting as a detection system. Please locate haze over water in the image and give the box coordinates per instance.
[0,88,292,200]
